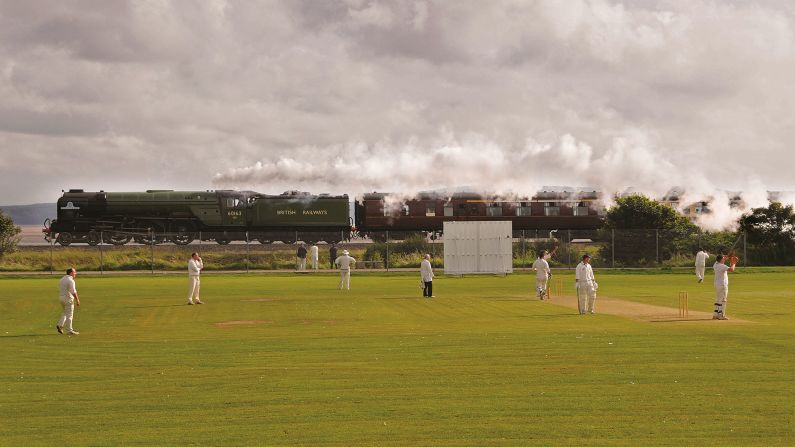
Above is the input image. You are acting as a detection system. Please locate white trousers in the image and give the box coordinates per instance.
[535,277,548,298]
[312,258,318,270]
[339,269,351,290]
[714,286,728,316]
[188,276,201,303]
[695,264,706,280]
[576,284,597,314]
[58,296,75,331]
[297,258,306,270]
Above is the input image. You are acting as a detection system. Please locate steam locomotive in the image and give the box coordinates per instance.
[45,189,352,246]
[44,189,604,246]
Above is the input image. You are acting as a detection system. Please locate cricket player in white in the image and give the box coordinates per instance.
[713,254,737,320]
[575,254,598,314]
[335,250,356,290]
[532,250,552,300]
[310,244,319,270]
[187,252,204,305]
[420,254,434,298]
[695,249,709,283]
[57,268,80,335]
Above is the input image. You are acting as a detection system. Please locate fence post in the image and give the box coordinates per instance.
[99,231,104,275]
[743,232,747,266]
[150,228,154,276]
[246,231,250,273]
[385,231,389,271]
[567,230,571,267]
[49,235,54,275]
[611,229,615,268]
[522,230,526,269]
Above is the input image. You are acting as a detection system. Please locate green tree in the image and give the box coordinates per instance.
[599,195,699,266]
[738,202,795,265]
[0,210,22,260]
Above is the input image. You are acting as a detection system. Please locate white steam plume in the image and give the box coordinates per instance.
[214,129,782,230]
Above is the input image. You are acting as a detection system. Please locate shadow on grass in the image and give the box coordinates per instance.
[1,333,59,338]
[125,304,188,308]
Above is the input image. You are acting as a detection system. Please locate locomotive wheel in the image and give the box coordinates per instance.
[216,237,231,245]
[86,231,101,246]
[258,239,272,244]
[106,232,132,245]
[56,232,73,247]
[172,231,195,246]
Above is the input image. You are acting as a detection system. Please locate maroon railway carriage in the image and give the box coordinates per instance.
[354,190,604,239]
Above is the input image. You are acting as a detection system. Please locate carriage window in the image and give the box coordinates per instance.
[573,202,590,216]
[486,203,502,217]
[544,202,560,216]
[516,202,532,216]
[444,205,454,216]
[426,204,436,216]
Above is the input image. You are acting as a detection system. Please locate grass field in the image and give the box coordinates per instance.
[1,270,793,446]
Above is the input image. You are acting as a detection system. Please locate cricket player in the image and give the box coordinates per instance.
[187,252,204,305]
[575,254,598,314]
[296,243,307,270]
[532,250,552,300]
[335,249,356,290]
[713,254,737,320]
[310,244,319,270]
[420,254,434,298]
[56,268,80,335]
[695,249,709,283]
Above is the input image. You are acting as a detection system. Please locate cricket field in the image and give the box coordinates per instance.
[1,270,792,446]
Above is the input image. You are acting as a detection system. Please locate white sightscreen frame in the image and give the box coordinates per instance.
[443,221,513,275]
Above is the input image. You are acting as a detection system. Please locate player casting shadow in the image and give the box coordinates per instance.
[125,304,187,308]
[1,334,59,338]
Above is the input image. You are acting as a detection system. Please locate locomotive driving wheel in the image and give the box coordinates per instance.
[56,232,73,246]
[86,231,101,246]
[172,227,195,245]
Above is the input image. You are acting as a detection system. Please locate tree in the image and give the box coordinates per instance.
[599,194,699,266]
[738,202,795,265]
[0,210,22,260]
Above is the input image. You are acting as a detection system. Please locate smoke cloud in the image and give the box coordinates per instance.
[214,128,784,230]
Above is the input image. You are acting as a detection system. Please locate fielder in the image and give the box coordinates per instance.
[335,249,356,290]
[56,267,80,335]
[531,250,552,300]
[187,252,204,305]
[713,254,737,320]
[695,249,709,283]
[310,243,319,270]
[575,254,598,315]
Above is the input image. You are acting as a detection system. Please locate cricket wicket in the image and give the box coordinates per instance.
[547,278,563,299]
[678,291,689,318]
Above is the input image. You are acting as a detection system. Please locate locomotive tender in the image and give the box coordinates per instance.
[44,188,604,245]
[45,189,351,246]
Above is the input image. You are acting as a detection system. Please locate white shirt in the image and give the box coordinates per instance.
[420,259,434,282]
[713,262,730,287]
[532,258,550,278]
[575,262,595,284]
[59,275,77,298]
[335,255,356,270]
[188,258,203,276]
[310,245,319,260]
[695,251,709,266]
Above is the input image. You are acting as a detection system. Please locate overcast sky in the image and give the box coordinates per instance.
[1,0,794,211]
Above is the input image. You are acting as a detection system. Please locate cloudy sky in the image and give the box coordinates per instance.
[1,0,794,214]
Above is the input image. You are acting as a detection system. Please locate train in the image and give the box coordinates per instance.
[43,188,604,246]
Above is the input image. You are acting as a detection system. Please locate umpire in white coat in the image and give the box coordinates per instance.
[420,254,434,298]
[335,250,356,290]
[187,253,204,305]
[575,254,598,314]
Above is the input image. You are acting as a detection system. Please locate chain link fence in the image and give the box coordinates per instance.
[1,228,775,274]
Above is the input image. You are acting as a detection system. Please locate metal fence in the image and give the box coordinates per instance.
[3,228,768,274]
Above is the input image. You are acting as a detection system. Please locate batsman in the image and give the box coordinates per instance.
[713,253,738,320]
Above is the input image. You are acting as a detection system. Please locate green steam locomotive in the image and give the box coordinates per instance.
[44,189,351,246]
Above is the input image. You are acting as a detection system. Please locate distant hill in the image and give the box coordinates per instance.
[0,203,55,225]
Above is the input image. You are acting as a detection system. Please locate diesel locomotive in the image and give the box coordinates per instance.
[44,188,604,245]
[44,189,352,246]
